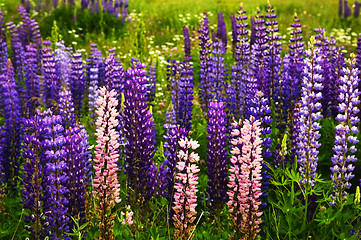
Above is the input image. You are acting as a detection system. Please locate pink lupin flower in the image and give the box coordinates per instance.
[227,116,263,240]
[92,87,121,240]
[172,137,200,240]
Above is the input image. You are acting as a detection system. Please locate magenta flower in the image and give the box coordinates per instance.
[92,86,121,239]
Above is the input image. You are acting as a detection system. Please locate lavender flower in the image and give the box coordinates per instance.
[198,13,212,115]
[123,60,157,205]
[207,101,228,209]
[0,61,23,194]
[296,38,323,187]
[22,113,49,239]
[70,52,85,118]
[330,57,360,206]
[217,12,227,50]
[43,40,61,108]
[344,0,352,18]
[55,41,73,88]
[24,44,40,117]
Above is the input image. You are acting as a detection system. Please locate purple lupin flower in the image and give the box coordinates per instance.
[296,38,323,187]
[339,0,343,17]
[344,0,352,18]
[104,49,124,99]
[147,62,156,103]
[24,44,40,117]
[249,91,272,204]
[87,44,103,123]
[18,6,42,70]
[162,107,188,202]
[70,52,85,118]
[251,8,269,98]
[55,41,73,89]
[217,12,227,50]
[244,74,259,119]
[123,60,157,205]
[330,56,360,206]
[198,12,212,115]
[0,10,7,71]
[63,125,92,232]
[207,101,228,209]
[41,110,70,239]
[286,13,304,122]
[354,1,360,18]
[178,27,194,132]
[43,40,61,108]
[21,113,49,239]
[53,0,58,8]
[0,61,23,194]
[329,39,346,118]
[314,29,333,119]
[7,22,27,112]
[230,4,249,120]
[265,2,282,98]
[356,36,361,88]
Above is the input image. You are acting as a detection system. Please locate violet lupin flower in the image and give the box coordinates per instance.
[70,52,85,118]
[330,56,360,206]
[41,109,70,239]
[296,37,323,187]
[43,40,61,108]
[0,61,23,194]
[147,62,156,103]
[286,13,304,125]
[178,27,194,132]
[87,44,103,123]
[7,22,26,111]
[251,8,269,98]
[207,101,228,209]
[249,91,272,203]
[123,60,157,204]
[172,137,200,240]
[244,74,259,119]
[217,12,227,50]
[104,49,124,95]
[329,40,346,117]
[227,116,263,240]
[344,0,352,18]
[55,41,73,89]
[339,0,343,17]
[93,87,121,240]
[162,111,187,201]
[24,44,40,117]
[314,28,332,117]
[265,2,282,98]
[198,12,212,115]
[21,113,49,239]
[63,125,91,232]
[354,1,360,18]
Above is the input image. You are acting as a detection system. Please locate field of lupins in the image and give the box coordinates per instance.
[1,0,361,239]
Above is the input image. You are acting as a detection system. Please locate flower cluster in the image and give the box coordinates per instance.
[172,137,200,240]
[330,61,360,206]
[93,87,121,240]
[296,38,323,187]
[227,116,263,240]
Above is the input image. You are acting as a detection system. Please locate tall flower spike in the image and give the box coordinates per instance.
[93,87,121,240]
[172,137,200,240]
[198,12,212,115]
[207,101,228,209]
[43,40,61,108]
[21,113,48,239]
[227,116,263,240]
[296,37,323,187]
[0,61,23,194]
[217,12,227,50]
[24,44,40,117]
[330,56,360,206]
[55,40,73,88]
[70,52,85,118]
[123,60,157,205]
